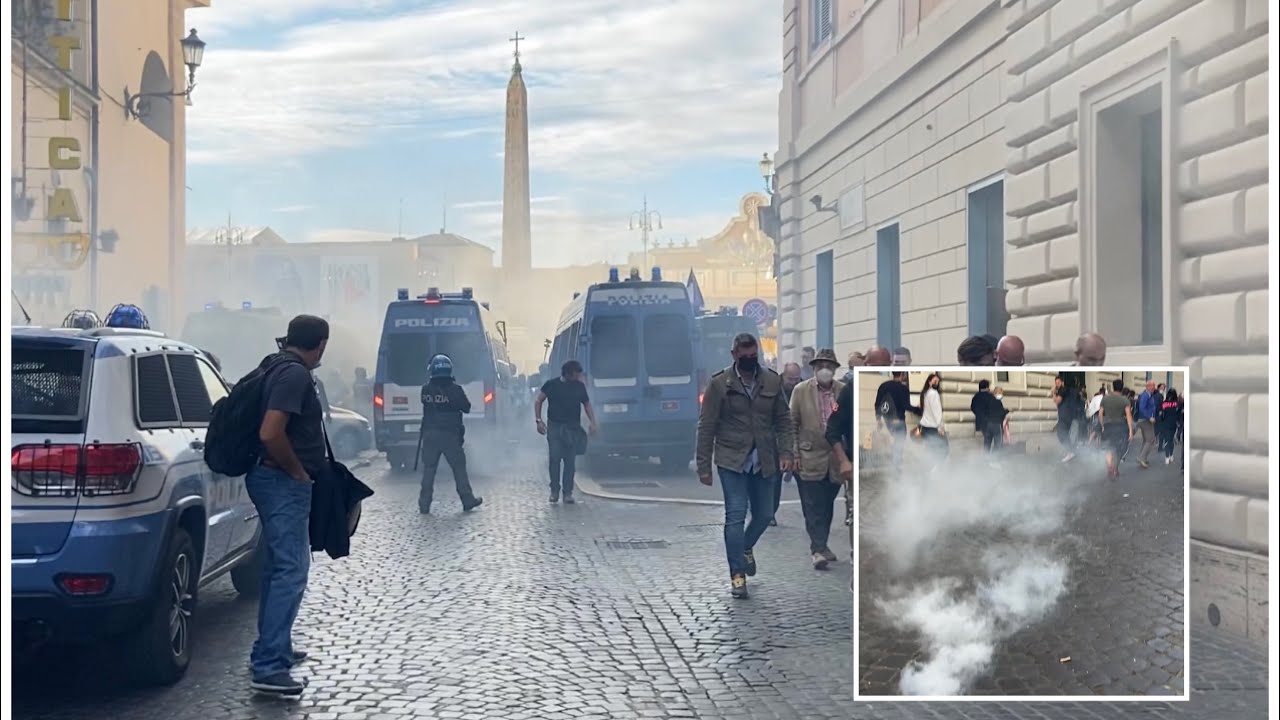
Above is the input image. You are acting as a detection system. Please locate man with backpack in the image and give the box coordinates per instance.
[417,354,484,514]
[242,315,329,697]
[873,371,919,474]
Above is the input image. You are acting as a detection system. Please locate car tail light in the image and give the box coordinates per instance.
[10,443,141,497]
[56,573,113,596]
[81,443,143,496]
[10,444,80,497]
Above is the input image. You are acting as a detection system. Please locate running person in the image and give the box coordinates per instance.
[1099,379,1134,480]
[417,354,483,514]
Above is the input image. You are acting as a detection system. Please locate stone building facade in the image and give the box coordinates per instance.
[776,0,1267,643]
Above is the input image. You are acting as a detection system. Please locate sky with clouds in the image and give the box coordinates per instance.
[185,0,782,267]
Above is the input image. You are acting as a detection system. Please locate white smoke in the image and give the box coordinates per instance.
[865,445,1104,696]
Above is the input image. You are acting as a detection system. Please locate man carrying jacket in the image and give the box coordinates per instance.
[418,354,483,514]
[697,333,795,598]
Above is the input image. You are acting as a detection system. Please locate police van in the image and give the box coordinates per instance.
[10,325,261,686]
[373,287,513,469]
[549,268,699,471]
[694,307,760,396]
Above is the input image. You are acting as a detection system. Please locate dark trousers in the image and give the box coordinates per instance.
[1158,423,1178,458]
[982,421,1004,452]
[795,478,841,553]
[419,431,475,510]
[547,422,578,497]
[1056,417,1078,451]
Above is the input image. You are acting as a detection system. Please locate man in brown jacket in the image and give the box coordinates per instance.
[697,332,796,598]
[788,349,844,570]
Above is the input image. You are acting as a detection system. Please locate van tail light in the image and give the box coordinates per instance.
[10,442,142,497]
[373,384,385,423]
[56,573,113,596]
[699,392,704,405]
[484,391,495,404]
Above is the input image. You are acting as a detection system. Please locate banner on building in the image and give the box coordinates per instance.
[322,256,379,321]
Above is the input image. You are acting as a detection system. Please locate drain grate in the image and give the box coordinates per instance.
[598,481,662,489]
[598,538,670,550]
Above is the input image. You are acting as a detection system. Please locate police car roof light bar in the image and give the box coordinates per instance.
[461,287,473,299]
[651,267,661,282]
[608,267,620,283]
[397,288,410,301]
[241,301,252,310]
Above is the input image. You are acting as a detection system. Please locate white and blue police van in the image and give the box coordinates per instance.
[10,325,262,686]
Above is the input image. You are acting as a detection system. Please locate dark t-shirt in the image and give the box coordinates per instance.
[1100,394,1129,426]
[1055,386,1080,419]
[263,359,327,474]
[542,377,589,426]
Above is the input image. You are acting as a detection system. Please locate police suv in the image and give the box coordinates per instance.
[10,325,262,686]
[373,287,514,469]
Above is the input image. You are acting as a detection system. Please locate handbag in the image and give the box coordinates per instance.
[322,426,374,539]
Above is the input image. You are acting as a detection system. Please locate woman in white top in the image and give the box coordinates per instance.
[917,373,947,458]
[1086,385,1106,446]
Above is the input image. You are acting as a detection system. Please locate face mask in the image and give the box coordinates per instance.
[816,368,835,384]
[995,394,1003,400]
[735,355,759,372]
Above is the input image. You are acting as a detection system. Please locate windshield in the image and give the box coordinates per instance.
[644,313,693,378]
[11,343,91,433]
[385,331,490,386]
[588,315,638,379]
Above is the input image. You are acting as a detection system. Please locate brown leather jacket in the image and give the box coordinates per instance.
[696,365,796,478]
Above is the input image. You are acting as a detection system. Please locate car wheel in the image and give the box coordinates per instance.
[230,544,263,598]
[128,527,197,686]
[333,429,360,460]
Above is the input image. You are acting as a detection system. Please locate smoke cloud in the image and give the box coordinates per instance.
[864,445,1105,696]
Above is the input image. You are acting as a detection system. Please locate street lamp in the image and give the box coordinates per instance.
[628,195,663,272]
[125,29,207,119]
[759,152,775,191]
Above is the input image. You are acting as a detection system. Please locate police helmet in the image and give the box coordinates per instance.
[104,303,150,329]
[61,309,102,330]
[429,354,453,379]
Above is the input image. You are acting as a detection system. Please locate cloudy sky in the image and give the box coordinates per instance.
[185,0,781,267]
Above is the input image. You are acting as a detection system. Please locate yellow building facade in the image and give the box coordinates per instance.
[10,0,208,328]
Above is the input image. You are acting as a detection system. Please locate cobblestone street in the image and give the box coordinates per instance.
[857,444,1214,701]
[12,447,1268,719]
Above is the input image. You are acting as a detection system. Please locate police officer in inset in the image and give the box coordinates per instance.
[417,354,484,514]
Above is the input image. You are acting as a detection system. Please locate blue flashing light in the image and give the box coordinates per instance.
[397,288,410,301]
[461,287,474,299]
[608,267,620,283]
[104,303,150,330]
[204,303,215,311]
[651,267,661,282]
[241,301,252,310]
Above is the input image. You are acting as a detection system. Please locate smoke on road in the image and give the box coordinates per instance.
[866,446,1104,696]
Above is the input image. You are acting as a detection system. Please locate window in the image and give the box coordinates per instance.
[996,371,1010,383]
[810,0,833,48]
[1081,53,1171,359]
[168,354,217,424]
[197,358,229,405]
[589,315,638,379]
[433,333,490,385]
[839,184,865,229]
[643,314,693,378]
[876,224,901,349]
[135,354,180,426]
[816,250,835,348]
[10,343,91,433]
[385,334,433,386]
[967,179,1006,337]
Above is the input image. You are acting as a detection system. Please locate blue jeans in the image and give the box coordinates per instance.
[719,467,776,576]
[246,465,313,680]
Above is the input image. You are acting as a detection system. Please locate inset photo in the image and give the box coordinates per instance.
[853,368,1189,700]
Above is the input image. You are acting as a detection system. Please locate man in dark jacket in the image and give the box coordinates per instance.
[970,380,1008,453]
[418,354,483,514]
[874,371,919,473]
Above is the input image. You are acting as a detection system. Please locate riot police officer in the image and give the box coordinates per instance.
[417,354,483,514]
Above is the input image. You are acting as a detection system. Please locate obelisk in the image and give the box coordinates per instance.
[501,32,532,281]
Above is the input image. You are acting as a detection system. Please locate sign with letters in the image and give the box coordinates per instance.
[590,286,689,307]
[393,317,472,328]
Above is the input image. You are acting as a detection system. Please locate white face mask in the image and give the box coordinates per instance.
[815,368,835,384]
[995,394,1003,400]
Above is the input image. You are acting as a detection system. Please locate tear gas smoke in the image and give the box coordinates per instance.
[865,446,1105,696]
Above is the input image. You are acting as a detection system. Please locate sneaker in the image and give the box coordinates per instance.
[812,552,829,570]
[246,651,308,671]
[1139,460,1149,469]
[730,574,749,599]
[743,550,757,577]
[563,495,576,505]
[1061,453,1075,463]
[251,672,305,697]
[462,497,484,512]
[819,548,838,563]
[769,518,778,527]
[549,492,560,503]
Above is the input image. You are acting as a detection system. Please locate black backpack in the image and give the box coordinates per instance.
[204,352,304,476]
[876,383,899,423]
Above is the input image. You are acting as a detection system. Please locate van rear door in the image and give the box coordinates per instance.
[9,336,93,556]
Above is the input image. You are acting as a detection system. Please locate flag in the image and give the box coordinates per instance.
[686,269,705,314]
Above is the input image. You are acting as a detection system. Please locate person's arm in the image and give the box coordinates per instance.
[1053,389,1063,406]
[258,365,311,482]
[827,385,853,481]
[534,391,547,422]
[450,384,472,414]
[1125,404,1135,438]
[581,387,598,431]
[696,378,725,481]
[774,380,796,471]
[788,384,804,454]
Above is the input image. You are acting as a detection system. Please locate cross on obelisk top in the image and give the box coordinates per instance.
[510,31,525,66]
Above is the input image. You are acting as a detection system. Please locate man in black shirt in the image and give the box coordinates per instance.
[418,354,483,514]
[535,360,598,503]
[874,371,919,473]
[970,379,1008,454]
[248,315,329,697]
[1054,376,1082,462]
